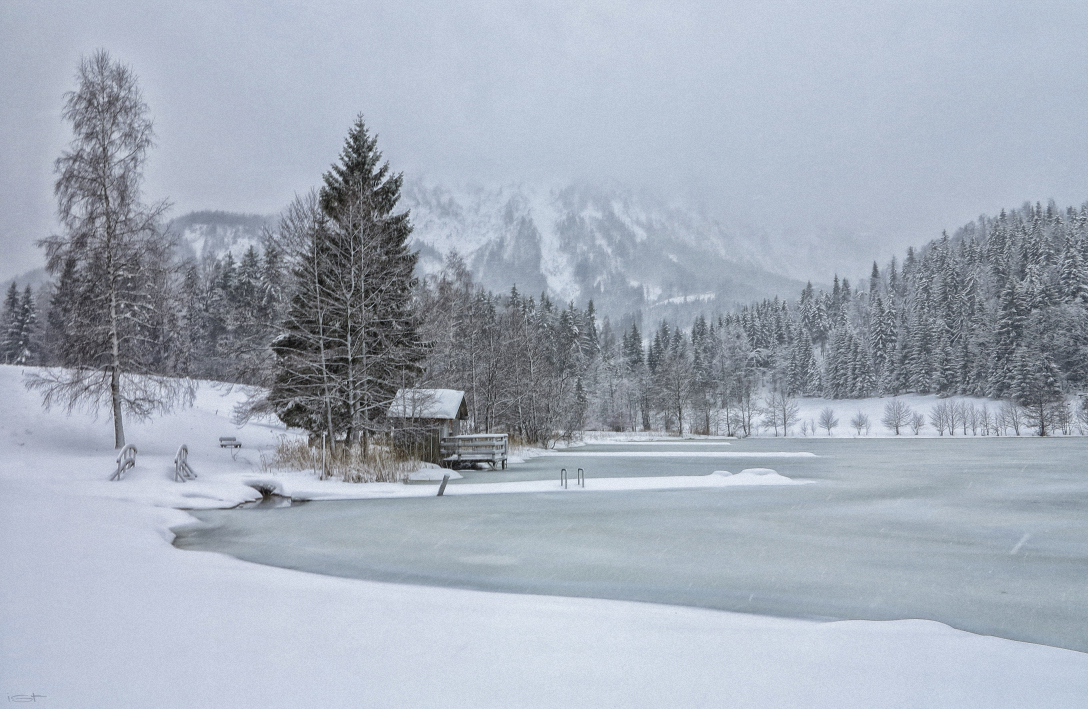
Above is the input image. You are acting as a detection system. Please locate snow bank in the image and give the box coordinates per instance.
[584,431,736,443]
[2,365,1086,708]
[239,471,808,500]
[408,466,463,482]
[542,450,817,458]
[447,471,809,494]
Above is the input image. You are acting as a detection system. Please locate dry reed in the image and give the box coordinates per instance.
[266,435,417,483]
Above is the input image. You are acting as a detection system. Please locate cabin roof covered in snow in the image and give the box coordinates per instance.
[387,389,468,420]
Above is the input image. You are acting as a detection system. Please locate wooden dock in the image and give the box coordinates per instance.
[441,434,509,469]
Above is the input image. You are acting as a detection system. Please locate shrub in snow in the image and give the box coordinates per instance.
[999,400,1024,436]
[930,402,949,436]
[761,391,800,437]
[881,399,912,435]
[909,412,926,435]
[818,407,838,436]
[978,405,993,436]
[850,411,870,435]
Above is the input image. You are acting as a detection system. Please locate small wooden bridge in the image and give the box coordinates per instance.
[440,434,508,469]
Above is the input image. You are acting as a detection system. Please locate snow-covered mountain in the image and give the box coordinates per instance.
[168,211,274,263]
[165,184,812,322]
[403,181,805,321]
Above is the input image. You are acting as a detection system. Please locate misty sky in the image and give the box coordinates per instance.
[2,0,1087,282]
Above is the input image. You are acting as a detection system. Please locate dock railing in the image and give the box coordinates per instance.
[440,434,508,469]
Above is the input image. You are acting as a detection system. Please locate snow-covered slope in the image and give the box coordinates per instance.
[2,364,1087,708]
[166,183,810,322]
[168,210,274,263]
[404,181,805,321]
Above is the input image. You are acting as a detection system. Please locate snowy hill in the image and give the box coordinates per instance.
[404,181,806,321]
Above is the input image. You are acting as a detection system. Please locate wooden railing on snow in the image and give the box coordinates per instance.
[174,444,197,482]
[110,444,138,481]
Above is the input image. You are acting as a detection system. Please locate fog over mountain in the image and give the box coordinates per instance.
[3,2,1087,285]
[405,181,810,318]
[167,181,824,323]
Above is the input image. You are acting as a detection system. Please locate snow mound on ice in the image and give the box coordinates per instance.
[408,468,463,482]
[731,468,792,484]
[712,470,733,476]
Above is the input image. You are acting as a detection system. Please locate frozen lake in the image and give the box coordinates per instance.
[175,437,1088,653]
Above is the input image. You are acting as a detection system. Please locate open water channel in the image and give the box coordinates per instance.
[174,437,1088,653]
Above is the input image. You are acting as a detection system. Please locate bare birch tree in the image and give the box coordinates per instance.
[28,50,189,448]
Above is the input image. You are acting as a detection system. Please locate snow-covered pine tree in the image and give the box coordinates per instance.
[622,323,644,373]
[28,51,188,448]
[1,283,19,364]
[11,286,38,365]
[988,279,1024,398]
[1058,245,1088,304]
[851,333,876,398]
[907,308,932,394]
[269,116,425,452]
[1,285,37,365]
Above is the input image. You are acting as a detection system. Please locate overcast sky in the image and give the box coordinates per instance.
[2,0,1087,282]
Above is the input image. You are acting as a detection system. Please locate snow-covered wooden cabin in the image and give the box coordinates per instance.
[386,389,469,463]
[386,388,468,436]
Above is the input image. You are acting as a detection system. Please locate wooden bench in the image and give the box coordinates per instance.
[174,444,197,482]
[219,436,241,459]
[110,444,138,481]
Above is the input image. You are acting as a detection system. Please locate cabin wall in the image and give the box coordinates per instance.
[390,419,449,465]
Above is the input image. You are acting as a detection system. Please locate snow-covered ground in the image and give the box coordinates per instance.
[1,365,1086,707]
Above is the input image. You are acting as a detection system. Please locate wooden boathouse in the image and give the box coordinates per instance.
[386,389,508,469]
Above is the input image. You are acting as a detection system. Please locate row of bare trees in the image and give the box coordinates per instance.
[805,397,1082,437]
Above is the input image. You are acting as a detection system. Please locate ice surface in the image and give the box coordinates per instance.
[180,437,1088,654]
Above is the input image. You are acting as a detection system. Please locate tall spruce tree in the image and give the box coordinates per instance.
[269,116,424,451]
